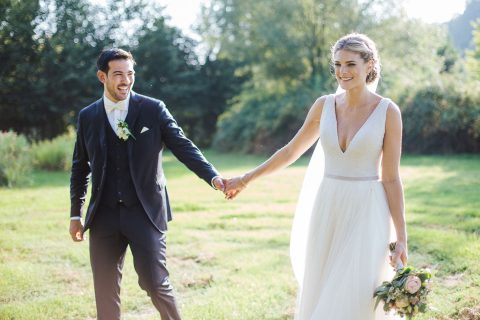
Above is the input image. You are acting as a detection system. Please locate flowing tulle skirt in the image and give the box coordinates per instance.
[294,176,396,320]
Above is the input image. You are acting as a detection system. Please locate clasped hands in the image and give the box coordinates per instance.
[212,174,248,200]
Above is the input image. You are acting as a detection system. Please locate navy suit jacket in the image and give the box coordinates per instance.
[70,92,219,232]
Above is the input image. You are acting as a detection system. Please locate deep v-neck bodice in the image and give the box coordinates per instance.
[334,97,385,154]
[319,94,390,177]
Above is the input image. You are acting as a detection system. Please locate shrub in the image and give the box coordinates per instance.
[214,82,480,155]
[400,86,480,153]
[213,84,322,154]
[31,127,75,171]
[0,131,33,187]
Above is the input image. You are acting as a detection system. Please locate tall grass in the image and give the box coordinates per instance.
[31,128,75,171]
[0,131,32,187]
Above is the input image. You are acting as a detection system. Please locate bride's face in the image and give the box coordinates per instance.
[333,50,371,91]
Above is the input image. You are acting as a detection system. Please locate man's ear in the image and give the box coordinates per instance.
[97,70,106,84]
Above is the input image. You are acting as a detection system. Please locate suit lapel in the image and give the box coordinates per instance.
[126,91,141,128]
[95,98,108,159]
[126,92,141,156]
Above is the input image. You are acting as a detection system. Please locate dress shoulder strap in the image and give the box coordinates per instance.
[375,98,392,134]
[317,94,334,126]
[326,94,336,110]
[320,94,335,121]
[378,97,391,112]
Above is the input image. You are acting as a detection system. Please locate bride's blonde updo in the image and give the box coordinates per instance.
[331,33,381,84]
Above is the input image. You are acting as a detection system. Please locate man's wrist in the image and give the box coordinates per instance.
[70,216,82,221]
[211,176,220,189]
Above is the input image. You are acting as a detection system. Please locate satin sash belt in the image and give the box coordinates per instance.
[324,173,379,181]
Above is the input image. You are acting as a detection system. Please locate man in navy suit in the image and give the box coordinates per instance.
[69,48,225,320]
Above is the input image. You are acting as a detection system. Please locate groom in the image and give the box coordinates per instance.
[69,48,225,320]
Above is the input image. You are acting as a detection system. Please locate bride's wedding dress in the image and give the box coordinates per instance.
[291,94,397,319]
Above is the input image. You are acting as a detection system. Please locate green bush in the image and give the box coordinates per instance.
[400,86,480,153]
[214,82,480,155]
[213,84,323,154]
[31,127,75,171]
[0,131,33,187]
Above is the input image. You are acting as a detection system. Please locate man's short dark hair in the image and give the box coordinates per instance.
[96,48,136,73]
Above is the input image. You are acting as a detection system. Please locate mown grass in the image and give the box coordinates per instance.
[0,152,479,319]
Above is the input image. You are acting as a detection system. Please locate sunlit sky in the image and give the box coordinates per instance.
[403,0,466,23]
[92,0,467,36]
[163,0,466,32]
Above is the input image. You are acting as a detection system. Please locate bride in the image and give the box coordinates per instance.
[224,33,408,319]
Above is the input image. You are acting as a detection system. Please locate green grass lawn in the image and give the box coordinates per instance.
[0,152,479,319]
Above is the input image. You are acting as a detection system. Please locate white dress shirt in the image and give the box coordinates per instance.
[104,94,130,135]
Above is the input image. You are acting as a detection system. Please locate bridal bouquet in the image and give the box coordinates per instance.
[373,244,432,318]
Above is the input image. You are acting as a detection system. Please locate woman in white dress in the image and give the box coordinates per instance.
[224,33,408,319]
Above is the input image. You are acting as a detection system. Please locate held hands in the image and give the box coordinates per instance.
[223,174,248,200]
[213,175,248,200]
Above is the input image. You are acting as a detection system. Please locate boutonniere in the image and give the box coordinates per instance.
[117,120,136,141]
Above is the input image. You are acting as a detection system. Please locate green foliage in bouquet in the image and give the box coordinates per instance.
[374,266,432,319]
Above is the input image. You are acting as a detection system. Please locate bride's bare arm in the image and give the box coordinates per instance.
[381,102,408,267]
[225,96,327,199]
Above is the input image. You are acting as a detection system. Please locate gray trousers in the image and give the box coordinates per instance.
[89,203,181,320]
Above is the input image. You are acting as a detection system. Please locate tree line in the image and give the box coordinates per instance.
[0,0,243,147]
[1,0,479,153]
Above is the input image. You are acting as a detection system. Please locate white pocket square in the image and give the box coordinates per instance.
[141,127,149,134]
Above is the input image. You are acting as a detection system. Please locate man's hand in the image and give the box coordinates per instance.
[69,219,85,242]
[224,175,248,200]
[213,177,226,192]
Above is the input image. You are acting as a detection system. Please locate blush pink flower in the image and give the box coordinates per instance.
[405,275,422,294]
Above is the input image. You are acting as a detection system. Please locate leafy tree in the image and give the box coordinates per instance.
[33,0,157,138]
[133,16,243,146]
[0,0,109,139]
[201,0,392,90]
[437,41,460,74]
[0,0,42,137]
[33,0,102,138]
[371,17,459,98]
[0,0,163,139]
[193,56,246,145]
[466,19,480,82]
[200,0,472,154]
